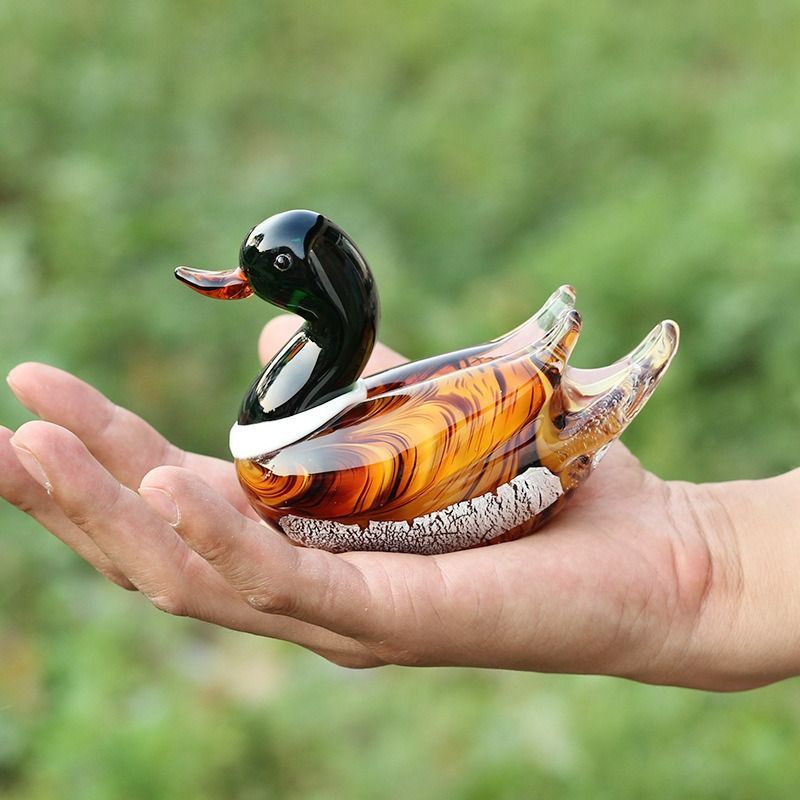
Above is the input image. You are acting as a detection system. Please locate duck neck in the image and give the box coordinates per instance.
[238,300,378,426]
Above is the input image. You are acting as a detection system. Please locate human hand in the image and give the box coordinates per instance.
[1,318,407,666]
[4,318,799,689]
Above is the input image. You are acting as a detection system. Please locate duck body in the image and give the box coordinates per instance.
[177,211,678,555]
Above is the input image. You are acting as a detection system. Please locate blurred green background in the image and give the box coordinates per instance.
[2,1,799,797]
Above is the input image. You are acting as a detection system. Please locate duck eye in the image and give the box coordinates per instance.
[273,253,293,271]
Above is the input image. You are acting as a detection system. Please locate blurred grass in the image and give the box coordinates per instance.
[1,1,799,797]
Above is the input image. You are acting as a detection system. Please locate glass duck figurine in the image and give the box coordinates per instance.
[176,210,678,555]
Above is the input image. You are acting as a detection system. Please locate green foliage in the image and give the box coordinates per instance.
[1,1,798,797]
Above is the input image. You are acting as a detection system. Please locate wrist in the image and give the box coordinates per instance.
[680,472,800,690]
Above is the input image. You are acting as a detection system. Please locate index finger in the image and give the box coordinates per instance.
[6,363,252,516]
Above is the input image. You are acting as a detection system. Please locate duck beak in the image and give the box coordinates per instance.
[175,265,253,300]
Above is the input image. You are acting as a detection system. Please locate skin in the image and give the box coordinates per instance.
[2,315,799,691]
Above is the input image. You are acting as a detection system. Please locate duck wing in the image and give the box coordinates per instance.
[364,284,678,437]
[363,285,577,396]
[361,283,680,485]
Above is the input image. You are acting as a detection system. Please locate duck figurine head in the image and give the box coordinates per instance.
[177,210,679,555]
[177,209,379,426]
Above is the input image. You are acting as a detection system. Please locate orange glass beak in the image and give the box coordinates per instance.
[175,265,253,300]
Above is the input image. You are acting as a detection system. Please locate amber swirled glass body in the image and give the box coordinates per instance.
[177,210,679,555]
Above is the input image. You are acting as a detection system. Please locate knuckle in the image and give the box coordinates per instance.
[0,472,35,512]
[68,509,95,530]
[198,537,234,568]
[92,401,121,442]
[96,566,137,591]
[245,583,297,616]
[7,491,37,516]
[179,551,208,585]
[149,592,188,617]
[369,642,425,668]
[69,483,129,535]
[324,650,383,670]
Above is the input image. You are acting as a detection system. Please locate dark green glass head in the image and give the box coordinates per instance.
[177,209,380,335]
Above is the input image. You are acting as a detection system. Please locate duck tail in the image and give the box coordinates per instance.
[533,294,583,376]
[486,285,578,359]
[539,320,680,487]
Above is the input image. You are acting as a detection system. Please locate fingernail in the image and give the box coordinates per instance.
[6,371,37,414]
[9,440,53,493]
[139,487,180,527]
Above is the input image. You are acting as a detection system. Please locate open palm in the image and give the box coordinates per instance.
[3,317,792,689]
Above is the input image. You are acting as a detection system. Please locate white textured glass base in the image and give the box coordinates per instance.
[278,466,564,555]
